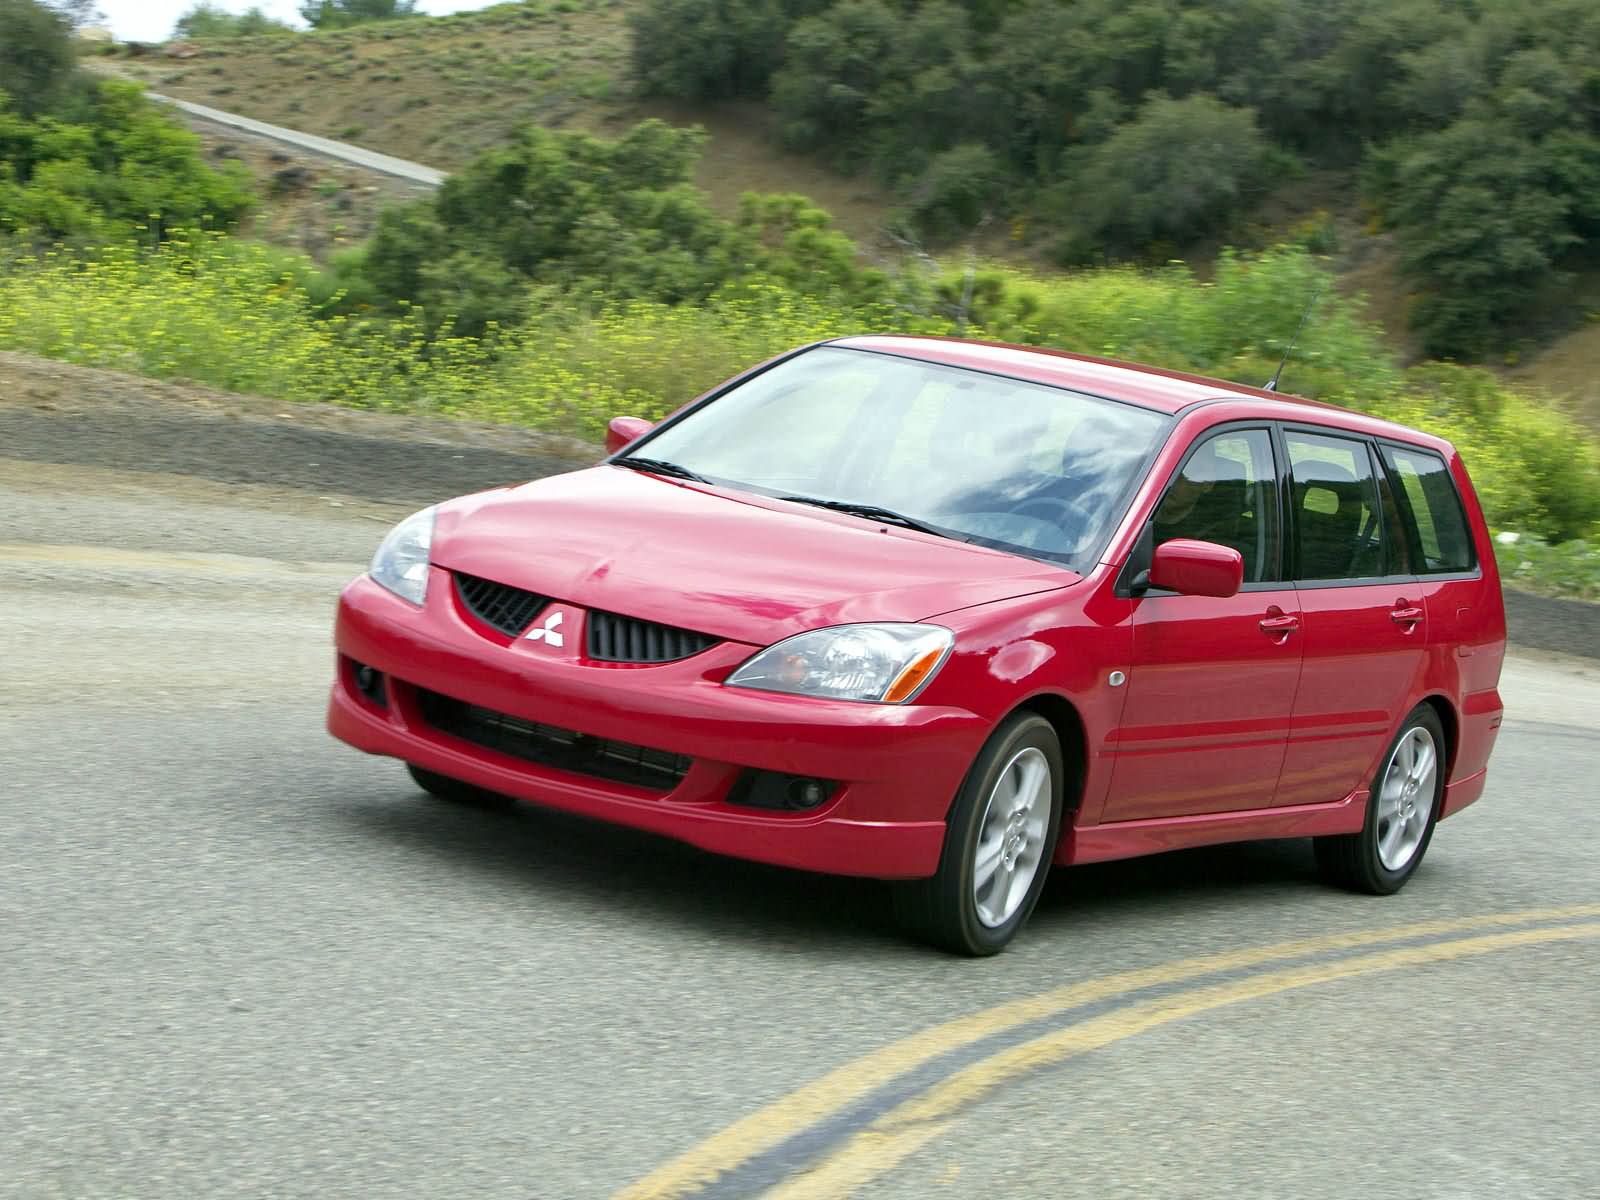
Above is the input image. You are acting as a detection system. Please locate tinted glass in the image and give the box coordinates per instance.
[1381,445,1475,573]
[1153,429,1280,583]
[1285,431,1389,580]
[634,347,1170,568]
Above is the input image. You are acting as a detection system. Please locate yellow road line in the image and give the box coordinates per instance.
[614,904,1600,1199]
[767,921,1600,1198]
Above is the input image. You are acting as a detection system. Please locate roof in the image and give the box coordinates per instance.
[833,334,1321,417]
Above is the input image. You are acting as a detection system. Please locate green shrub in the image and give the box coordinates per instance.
[5,232,1594,549]
[0,79,254,240]
[1050,93,1267,262]
[0,233,887,435]
[735,192,891,304]
[346,121,897,335]
[904,143,1008,242]
[1494,535,1599,601]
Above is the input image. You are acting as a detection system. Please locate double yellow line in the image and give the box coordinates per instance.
[616,905,1600,1200]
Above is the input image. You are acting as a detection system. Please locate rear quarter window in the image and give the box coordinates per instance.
[1380,445,1476,574]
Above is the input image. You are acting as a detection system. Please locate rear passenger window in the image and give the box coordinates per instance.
[1381,445,1475,573]
[1285,431,1392,581]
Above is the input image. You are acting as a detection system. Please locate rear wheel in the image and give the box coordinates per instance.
[406,763,515,811]
[1315,705,1444,894]
[896,713,1063,956]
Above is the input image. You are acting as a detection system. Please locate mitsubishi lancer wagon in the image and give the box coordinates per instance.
[328,337,1505,954]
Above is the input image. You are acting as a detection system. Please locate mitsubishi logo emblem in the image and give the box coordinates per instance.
[525,609,565,647]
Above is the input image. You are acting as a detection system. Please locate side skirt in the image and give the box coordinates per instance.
[1057,789,1367,866]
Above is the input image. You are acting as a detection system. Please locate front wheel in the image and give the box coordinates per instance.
[895,713,1064,956]
[1314,705,1445,894]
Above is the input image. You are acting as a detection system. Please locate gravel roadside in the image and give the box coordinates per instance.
[0,352,596,511]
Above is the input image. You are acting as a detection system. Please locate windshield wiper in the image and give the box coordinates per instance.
[778,495,956,540]
[614,456,708,483]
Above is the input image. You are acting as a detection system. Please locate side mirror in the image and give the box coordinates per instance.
[605,415,654,456]
[1148,538,1244,598]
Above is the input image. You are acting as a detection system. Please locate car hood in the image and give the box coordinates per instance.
[430,466,1075,645]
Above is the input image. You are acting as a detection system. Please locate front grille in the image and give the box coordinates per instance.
[454,572,548,637]
[416,688,692,792]
[588,610,720,663]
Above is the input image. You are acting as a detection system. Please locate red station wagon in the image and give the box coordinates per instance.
[328,337,1506,954]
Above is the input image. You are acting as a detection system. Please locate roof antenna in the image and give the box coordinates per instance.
[1263,282,1324,393]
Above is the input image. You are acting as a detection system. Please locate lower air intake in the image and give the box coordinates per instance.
[416,688,692,792]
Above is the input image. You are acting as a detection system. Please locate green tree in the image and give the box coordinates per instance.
[1375,115,1586,358]
[0,0,78,117]
[0,78,254,239]
[1368,3,1600,357]
[769,0,900,163]
[175,3,296,37]
[769,0,976,174]
[299,0,418,28]
[629,0,788,100]
[1051,92,1266,261]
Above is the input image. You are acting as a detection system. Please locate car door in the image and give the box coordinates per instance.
[1273,427,1427,808]
[1105,426,1305,821]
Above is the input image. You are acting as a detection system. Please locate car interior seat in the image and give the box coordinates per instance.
[1292,459,1365,579]
[1183,455,1257,580]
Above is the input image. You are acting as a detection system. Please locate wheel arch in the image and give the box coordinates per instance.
[1009,692,1088,814]
[1416,692,1461,782]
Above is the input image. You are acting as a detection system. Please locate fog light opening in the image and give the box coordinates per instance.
[789,778,830,809]
[351,659,388,709]
[727,770,838,811]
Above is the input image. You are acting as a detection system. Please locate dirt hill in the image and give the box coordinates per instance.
[104,2,893,248]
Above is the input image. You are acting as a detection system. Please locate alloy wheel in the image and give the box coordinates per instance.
[972,746,1053,928]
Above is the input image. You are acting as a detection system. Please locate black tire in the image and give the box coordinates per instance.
[1314,705,1445,895]
[895,713,1065,956]
[405,762,516,811]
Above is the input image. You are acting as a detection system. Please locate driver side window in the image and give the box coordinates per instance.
[1152,429,1281,584]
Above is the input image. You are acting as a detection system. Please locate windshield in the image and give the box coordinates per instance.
[628,346,1171,569]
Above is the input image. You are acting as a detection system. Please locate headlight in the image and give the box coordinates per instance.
[726,623,953,703]
[369,506,436,606]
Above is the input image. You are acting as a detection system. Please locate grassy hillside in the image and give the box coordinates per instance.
[104,1,894,246]
[92,0,1600,434]
[1508,320,1600,434]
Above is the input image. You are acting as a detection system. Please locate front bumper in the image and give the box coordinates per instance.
[327,571,988,878]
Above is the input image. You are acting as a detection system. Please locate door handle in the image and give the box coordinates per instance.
[1390,605,1424,626]
[1259,612,1300,636]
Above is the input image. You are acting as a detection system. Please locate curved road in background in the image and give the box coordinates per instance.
[136,84,447,187]
[3,390,1597,1199]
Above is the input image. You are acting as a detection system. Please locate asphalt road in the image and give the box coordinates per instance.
[3,436,1598,1200]
[143,92,447,188]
